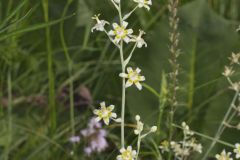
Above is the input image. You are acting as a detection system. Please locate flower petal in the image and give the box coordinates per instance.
[136,67,141,73]
[100,101,106,108]
[125,80,133,88]
[139,76,145,81]
[127,29,133,34]
[113,23,119,29]
[119,73,128,78]
[135,82,142,90]
[108,30,115,36]
[107,105,115,111]
[123,36,130,43]
[95,117,101,122]
[127,67,133,73]
[111,112,117,118]
[103,117,110,125]
[93,109,99,115]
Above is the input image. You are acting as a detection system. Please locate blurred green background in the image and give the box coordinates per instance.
[0,0,240,159]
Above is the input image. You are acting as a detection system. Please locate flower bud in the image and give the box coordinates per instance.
[150,126,157,132]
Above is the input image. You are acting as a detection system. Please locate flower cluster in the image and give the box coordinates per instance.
[80,118,108,156]
[159,122,202,160]
[215,144,240,160]
[221,52,240,130]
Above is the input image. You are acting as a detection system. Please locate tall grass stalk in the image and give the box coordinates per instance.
[5,68,12,160]
[42,0,57,134]
[60,0,75,136]
[167,0,180,159]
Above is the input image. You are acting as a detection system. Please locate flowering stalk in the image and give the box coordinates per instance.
[167,0,180,159]
[91,0,155,158]
[203,52,240,159]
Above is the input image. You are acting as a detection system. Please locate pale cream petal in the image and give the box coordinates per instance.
[114,37,121,44]
[135,82,142,90]
[127,29,133,34]
[147,0,152,5]
[113,23,119,29]
[127,146,132,151]
[120,148,125,153]
[95,117,101,122]
[132,150,137,156]
[127,67,133,73]
[93,109,99,115]
[125,80,133,88]
[107,105,115,111]
[100,101,106,108]
[119,73,128,78]
[111,113,117,118]
[108,30,115,36]
[123,36,130,43]
[144,5,150,10]
[103,117,110,125]
[116,156,122,160]
[136,67,141,73]
[139,76,145,81]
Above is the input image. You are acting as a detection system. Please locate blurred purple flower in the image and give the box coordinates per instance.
[81,118,108,156]
[69,136,80,143]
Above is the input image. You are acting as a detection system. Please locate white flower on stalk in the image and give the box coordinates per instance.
[93,102,117,125]
[133,0,152,10]
[234,143,240,159]
[117,146,137,160]
[134,115,144,135]
[229,52,240,64]
[119,67,145,90]
[215,150,233,160]
[131,30,147,48]
[91,14,109,32]
[222,66,234,77]
[108,21,133,44]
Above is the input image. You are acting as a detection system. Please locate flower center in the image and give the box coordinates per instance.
[115,27,127,38]
[101,109,109,118]
[122,151,132,159]
[129,71,139,82]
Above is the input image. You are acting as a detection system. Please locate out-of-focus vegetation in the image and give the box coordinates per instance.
[0,0,239,159]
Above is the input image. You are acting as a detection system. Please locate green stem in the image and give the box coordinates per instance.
[117,1,125,149]
[60,0,75,137]
[136,134,141,159]
[120,40,126,148]
[42,0,56,134]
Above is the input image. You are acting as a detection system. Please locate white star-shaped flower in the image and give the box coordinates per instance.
[117,146,137,160]
[131,30,147,48]
[133,0,152,10]
[119,67,145,90]
[91,14,109,32]
[234,143,240,159]
[108,21,133,44]
[215,150,233,160]
[93,102,117,125]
